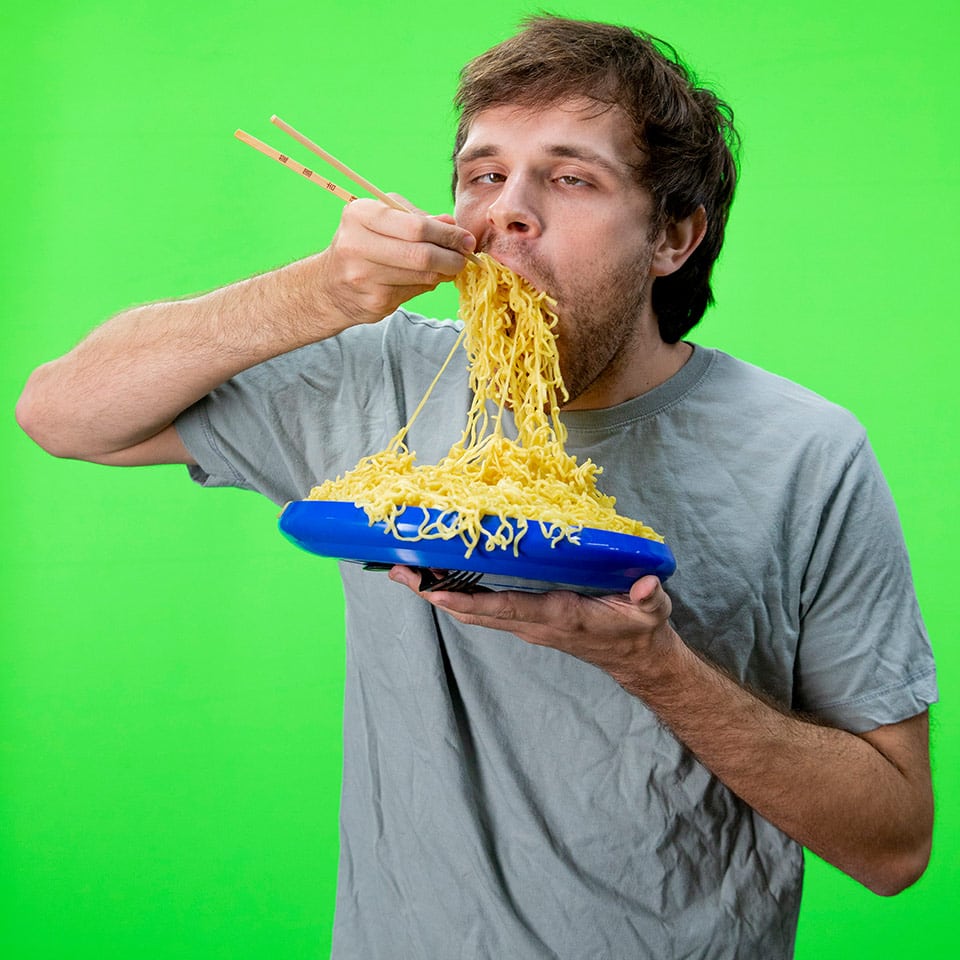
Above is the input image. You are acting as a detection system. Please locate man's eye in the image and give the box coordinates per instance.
[473,172,505,184]
[556,175,589,187]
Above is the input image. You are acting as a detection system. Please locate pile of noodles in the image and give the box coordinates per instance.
[306,253,662,556]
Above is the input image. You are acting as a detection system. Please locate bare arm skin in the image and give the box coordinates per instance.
[16,199,475,464]
[389,568,934,896]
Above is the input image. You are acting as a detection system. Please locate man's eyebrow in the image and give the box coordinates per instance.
[544,144,632,176]
[455,145,501,166]
[455,143,631,177]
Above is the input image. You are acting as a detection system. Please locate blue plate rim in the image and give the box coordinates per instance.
[278,499,676,591]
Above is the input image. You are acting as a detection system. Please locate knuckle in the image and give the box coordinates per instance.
[340,264,368,291]
[494,601,518,620]
[340,199,370,231]
[362,289,397,317]
[403,216,432,242]
[402,243,433,272]
[349,196,381,218]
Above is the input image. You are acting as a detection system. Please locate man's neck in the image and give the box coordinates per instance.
[562,335,693,411]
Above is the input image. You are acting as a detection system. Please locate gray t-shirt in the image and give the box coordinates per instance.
[176,310,937,959]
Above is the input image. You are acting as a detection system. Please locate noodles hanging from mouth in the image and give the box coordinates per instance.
[306,253,662,556]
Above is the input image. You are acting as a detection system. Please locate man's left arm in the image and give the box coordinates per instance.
[389,568,933,896]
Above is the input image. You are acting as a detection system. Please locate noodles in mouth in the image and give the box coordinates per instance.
[306,253,663,556]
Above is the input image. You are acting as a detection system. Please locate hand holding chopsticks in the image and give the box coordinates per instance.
[235,116,481,264]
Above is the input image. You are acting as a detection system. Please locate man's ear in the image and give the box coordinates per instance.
[651,205,707,277]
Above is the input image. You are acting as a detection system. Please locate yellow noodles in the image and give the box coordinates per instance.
[307,253,663,554]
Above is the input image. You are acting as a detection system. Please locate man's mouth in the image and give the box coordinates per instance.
[481,244,554,299]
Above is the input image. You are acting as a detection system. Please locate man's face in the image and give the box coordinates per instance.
[454,97,661,408]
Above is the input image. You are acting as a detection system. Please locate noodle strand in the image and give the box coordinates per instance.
[307,254,663,554]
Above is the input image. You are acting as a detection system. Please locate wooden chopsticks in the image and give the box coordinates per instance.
[233,128,359,203]
[267,115,415,213]
[235,116,480,264]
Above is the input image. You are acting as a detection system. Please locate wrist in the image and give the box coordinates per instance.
[609,623,692,696]
[206,252,355,360]
[273,252,355,347]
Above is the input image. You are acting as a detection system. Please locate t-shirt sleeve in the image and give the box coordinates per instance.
[176,399,260,492]
[792,435,937,732]
[172,310,461,507]
[173,333,390,506]
[174,348,320,505]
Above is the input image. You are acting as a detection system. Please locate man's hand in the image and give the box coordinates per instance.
[388,563,933,896]
[318,197,476,328]
[387,567,679,683]
[16,196,475,464]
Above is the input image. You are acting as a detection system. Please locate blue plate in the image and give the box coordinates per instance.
[278,500,676,594]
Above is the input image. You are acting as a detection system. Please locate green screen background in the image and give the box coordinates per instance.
[2,1,956,956]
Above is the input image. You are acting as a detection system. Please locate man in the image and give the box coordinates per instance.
[16,15,936,959]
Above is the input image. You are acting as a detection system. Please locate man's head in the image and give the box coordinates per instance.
[452,15,739,344]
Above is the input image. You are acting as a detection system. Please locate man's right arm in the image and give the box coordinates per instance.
[15,199,474,464]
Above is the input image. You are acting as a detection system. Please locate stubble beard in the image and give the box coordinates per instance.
[481,237,655,406]
[530,249,654,406]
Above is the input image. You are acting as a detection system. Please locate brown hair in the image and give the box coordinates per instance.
[452,15,740,343]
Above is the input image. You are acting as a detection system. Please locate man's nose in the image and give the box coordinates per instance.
[486,176,543,236]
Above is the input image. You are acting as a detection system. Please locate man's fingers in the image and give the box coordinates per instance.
[629,576,672,620]
[354,199,474,257]
[432,214,477,254]
[385,196,476,252]
[388,565,421,590]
